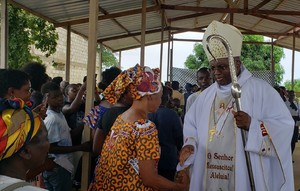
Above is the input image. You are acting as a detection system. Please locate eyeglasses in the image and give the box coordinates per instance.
[210,64,229,71]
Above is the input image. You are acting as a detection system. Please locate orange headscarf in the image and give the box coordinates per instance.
[103,64,161,105]
[0,98,41,160]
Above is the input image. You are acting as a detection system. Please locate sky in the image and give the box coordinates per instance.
[119,32,300,85]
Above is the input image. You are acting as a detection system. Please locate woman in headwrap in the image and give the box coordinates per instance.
[83,67,122,131]
[0,98,50,190]
[89,65,188,191]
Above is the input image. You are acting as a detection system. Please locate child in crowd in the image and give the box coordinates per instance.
[63,83,86,145]
[41,82,91,191]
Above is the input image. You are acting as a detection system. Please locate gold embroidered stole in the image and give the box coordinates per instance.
[205,94,236,191]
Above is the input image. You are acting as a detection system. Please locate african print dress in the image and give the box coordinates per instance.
[89,116,160,191]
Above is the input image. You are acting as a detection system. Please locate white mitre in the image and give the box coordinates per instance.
[202,21,243,62]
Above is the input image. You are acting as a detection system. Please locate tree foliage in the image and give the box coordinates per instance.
[184,43,209,69]
[241,35,284,85]
[4,4,118,70]
[7,5,58,69]
[99,46,119,68]
[284,79,300,92]
[184,35,285,85]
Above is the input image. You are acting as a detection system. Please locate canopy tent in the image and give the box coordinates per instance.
[7,0,300,52]
[6,0,299,86]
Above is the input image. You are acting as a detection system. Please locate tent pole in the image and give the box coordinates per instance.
[0,0,8,69]
[82,0,98,190]
[167,30,171,81]
[118,51,121,69]
[159,10,165,80]
[291,31,295,90]
[98,43,103,83]
[65,25,71,82]
[170,35,174,81]
[140,0,146,66]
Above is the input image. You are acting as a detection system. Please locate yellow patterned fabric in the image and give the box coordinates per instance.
[0,98,41,160]
[89,116,160,191]
[103,64,161,105]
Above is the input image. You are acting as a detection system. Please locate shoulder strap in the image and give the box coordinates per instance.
[2,181,31,191]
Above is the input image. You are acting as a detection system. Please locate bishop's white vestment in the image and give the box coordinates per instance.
[179,67,294,191]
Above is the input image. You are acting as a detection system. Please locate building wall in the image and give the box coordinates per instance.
[31,27,101,84]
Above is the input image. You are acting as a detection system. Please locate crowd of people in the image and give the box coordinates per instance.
[0,20,298,191]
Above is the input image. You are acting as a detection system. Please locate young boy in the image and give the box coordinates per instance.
[41,82,91,191]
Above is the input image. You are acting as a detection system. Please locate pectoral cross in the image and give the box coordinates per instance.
[209,127,217,142]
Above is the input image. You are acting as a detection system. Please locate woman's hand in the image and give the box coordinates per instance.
[175,168,190,191]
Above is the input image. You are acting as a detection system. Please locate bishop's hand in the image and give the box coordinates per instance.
[232,110,251,131]
[179,145,194,166]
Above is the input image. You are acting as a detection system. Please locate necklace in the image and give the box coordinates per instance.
[209,94,234,142]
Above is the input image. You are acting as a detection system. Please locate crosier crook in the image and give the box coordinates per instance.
[206,34,256,191]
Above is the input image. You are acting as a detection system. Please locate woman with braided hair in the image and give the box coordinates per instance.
[0,98,49,190]
[89,64,189,191]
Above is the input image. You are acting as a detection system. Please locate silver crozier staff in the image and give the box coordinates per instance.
[206,34,256,191]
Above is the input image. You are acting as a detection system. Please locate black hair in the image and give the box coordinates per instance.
[97,81,107,91]
[165,81,171,86]
[0,69,30,97]
[197,67,210,74]
[21,62,48,91]
[52,76,63,85]
[279,86,286,90]
[185,83,193,92]
[83,74,98,83]
[171,81,180,90]
[64,84,78,96]
[277,86,287,102]
[83,76,87,83]
[161,86,171,106]
[41,82,60,96]
[101,67,122,89]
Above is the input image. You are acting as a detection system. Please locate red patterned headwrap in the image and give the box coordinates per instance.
[103,64,161,105]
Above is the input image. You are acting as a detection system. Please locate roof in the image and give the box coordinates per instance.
[9,0,300,52]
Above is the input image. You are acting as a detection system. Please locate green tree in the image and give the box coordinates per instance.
[99,46,118,68]
[7,5,58,69]
[284,79,300,92]
[184,43,209,69]
[241,35,284,85]
[184,35,285,85]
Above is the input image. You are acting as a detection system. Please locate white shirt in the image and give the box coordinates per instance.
[185,91,202,112]
[0,175,47,191]
[44,109,74,174]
